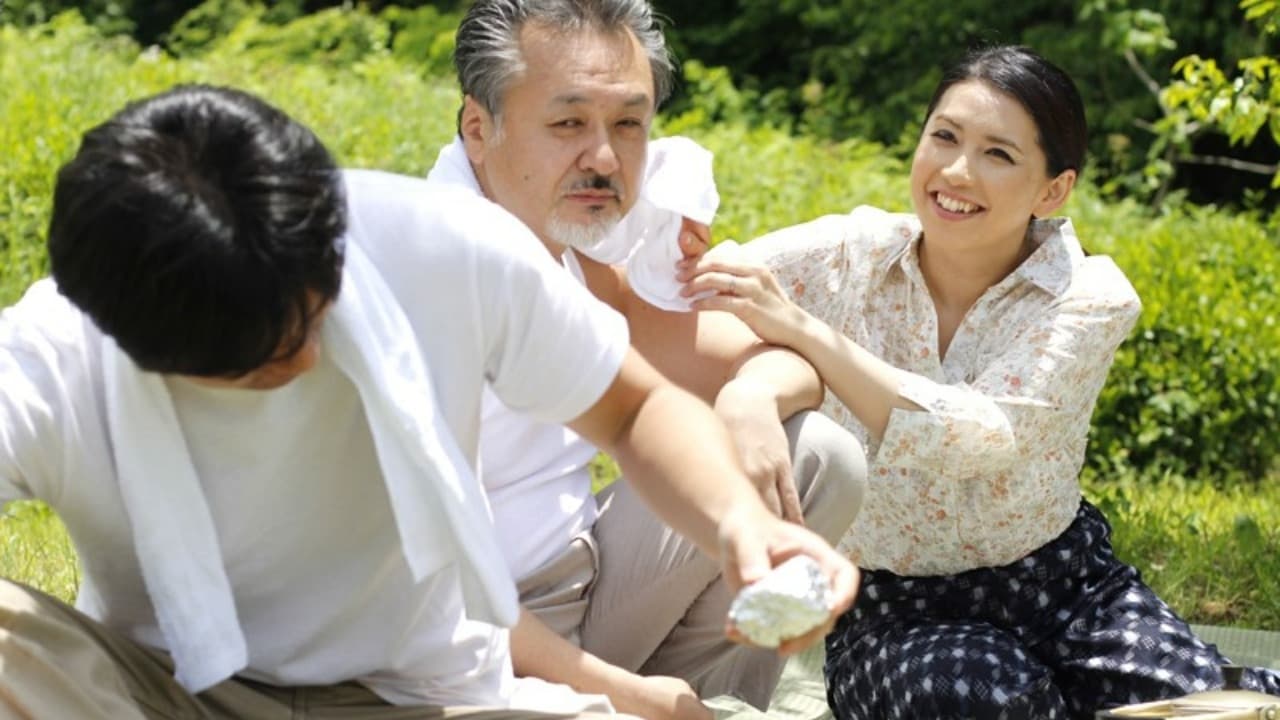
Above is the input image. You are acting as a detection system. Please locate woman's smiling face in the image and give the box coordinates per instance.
[910,79,1073,257]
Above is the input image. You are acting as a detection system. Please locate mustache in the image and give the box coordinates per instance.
[563,174,622,195]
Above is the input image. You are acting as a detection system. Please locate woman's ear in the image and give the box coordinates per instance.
[1032,169,1077,218]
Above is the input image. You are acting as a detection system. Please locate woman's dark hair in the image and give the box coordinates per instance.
[47,84,346,377]
[924,45,1087,177]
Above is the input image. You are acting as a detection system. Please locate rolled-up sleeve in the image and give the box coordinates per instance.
[876,274,1141,477]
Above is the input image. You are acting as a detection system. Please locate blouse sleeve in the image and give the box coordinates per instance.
[743,213,867,320]
[876,258,1141,476]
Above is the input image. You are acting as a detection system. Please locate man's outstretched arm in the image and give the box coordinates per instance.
[566,346,857,652]
[578,247,824,524]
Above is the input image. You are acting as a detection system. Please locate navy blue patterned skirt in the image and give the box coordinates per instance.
[824,501,1279,719]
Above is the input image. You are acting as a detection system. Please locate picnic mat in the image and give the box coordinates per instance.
[705,626,1280,719]
[1193,624,1280,671]
[706,644,831,720]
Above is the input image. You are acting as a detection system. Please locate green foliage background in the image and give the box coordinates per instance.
[1,7,1279,627]
[4,0,1277,205]
[655,0,1280,206]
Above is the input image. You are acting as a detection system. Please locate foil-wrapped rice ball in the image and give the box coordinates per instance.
[728,555,832,648]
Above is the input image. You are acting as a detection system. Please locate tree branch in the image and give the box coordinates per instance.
[1124,47,1167,111]
[1133,117,1201,137]
[1178,153,1280,176]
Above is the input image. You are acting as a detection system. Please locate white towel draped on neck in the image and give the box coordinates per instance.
[104,241,516,693]
[426,135,721,311]
[104,339,248,693]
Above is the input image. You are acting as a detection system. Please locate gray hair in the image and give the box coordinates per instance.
[454,0,674,127]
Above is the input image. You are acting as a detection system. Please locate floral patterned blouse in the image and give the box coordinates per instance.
[745,206,1141,576]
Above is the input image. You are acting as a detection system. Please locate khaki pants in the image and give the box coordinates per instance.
[520,410,867,710]
[0,579,615,720]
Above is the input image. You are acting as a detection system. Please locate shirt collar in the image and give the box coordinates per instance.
[881,215,1082,298]
[1011,216,1082,297]
[876,213,922,280]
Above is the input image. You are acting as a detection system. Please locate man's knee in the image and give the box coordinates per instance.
[0,578,63,637]
[0,578,155,720]
[784,411,866,541]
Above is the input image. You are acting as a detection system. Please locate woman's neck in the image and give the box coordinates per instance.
[917,230,1032,313]
[917,229,1033,359]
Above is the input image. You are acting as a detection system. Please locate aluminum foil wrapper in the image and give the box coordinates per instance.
[728,555,831,648]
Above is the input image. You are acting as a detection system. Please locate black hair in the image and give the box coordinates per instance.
[925,45,1088,177]
[47,84,346,377]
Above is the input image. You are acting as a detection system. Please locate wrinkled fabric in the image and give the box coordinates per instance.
[825,502,1280,720]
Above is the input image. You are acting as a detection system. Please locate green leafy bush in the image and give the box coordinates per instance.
[165,0,460,75]
[666,120,908,244]
[384,4,461,77]
[0,11,457,305]
[0,0,136,35]
[174,5,392,68]
[163,0,259,57]
[1078,197,1280,484]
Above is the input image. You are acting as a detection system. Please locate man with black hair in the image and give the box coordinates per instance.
[0,85,856,718]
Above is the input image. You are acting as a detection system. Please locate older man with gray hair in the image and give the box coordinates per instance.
[427,1,869,718]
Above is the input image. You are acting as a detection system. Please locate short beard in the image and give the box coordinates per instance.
[546,210,621,253]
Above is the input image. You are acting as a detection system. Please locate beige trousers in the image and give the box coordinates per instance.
[520,410,867,710]
[0,579,612,720]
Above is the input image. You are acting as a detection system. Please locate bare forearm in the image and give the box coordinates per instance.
[724,346,823,421]
[511,608,626,694]
[783,310,921,440]
[513,609,711,719]
[608,383,765,555]
[568,351,769,558]
[567,348,839,599]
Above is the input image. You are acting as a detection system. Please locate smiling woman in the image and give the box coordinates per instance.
[679,45,1280,719]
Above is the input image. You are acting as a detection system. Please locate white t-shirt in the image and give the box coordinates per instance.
[479,385,600,579]
[0,170,629,706]
[425,136,722,582]
[425,149,608,582]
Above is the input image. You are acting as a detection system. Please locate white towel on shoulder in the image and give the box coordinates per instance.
[103,341,247,693]
[104,241,516,693]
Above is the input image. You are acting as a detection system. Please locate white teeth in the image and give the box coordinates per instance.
[936,193,978,214]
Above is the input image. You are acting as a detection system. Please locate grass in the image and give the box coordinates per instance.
[1086,474,1280,629]
[0,501,79,602]
[7,470,1280,631]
